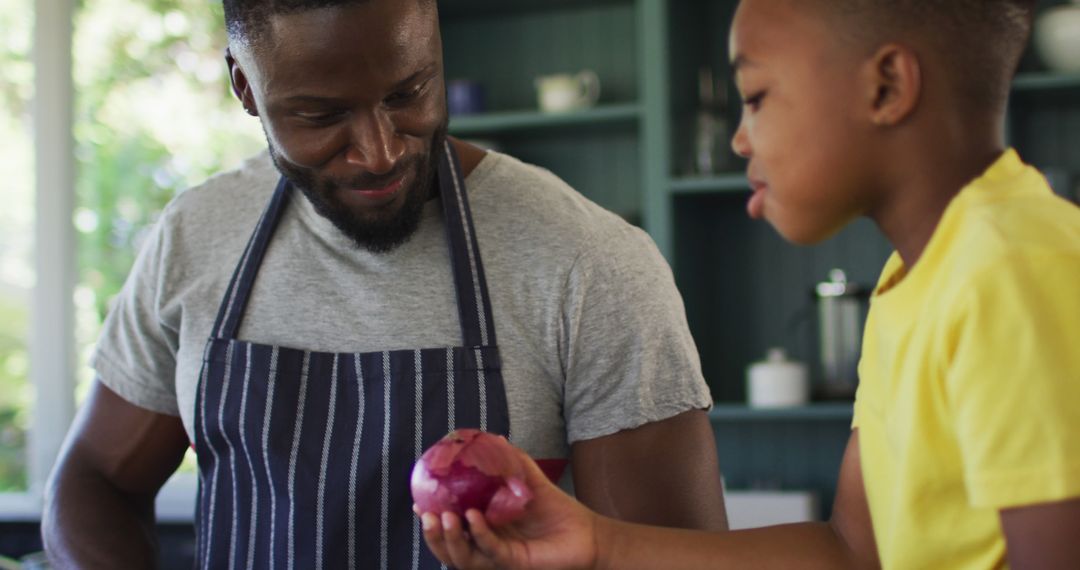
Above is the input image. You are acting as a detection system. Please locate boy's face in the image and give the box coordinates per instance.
[729,0,878,244]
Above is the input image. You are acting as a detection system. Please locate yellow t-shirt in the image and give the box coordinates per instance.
[854,149,1080,569]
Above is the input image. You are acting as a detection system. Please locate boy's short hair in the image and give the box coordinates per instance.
[819,0,1037,113]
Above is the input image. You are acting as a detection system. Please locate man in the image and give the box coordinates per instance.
[42,0,727,567]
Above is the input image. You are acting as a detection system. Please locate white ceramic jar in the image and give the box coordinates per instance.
[1035,0,1080,73]
[746,348,810,409]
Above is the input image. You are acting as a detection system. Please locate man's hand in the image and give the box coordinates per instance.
[419,447,601,570]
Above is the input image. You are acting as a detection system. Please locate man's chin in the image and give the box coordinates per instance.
[306,189,426,254]
[266,124,446,254]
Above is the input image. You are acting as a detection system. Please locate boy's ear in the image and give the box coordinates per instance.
[864,43,921,126]
[225,47,259,117]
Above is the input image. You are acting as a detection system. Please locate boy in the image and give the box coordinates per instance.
[418,0,1080,568]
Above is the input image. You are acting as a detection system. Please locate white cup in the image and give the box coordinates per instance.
[535,70,601,113]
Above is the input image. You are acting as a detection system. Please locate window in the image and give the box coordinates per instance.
[0,0,34,496]
[1,0,263,518]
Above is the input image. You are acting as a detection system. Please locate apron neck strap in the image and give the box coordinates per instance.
[438,138,497,348]
[210,141,498,349]
[211,176,291,340]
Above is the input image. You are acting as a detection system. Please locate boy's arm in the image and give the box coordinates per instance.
[1000,498,1080,569]
[422,430,880,569]
[598,429,878,569]
[826,430,880,567]
[571,409,729,530]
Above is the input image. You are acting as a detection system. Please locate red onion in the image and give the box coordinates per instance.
[411,429,533,525]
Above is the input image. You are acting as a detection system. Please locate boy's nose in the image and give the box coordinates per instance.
[731,120,751,159]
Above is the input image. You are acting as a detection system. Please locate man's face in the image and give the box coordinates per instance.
[728,0,878,245]
[232,0,447,252]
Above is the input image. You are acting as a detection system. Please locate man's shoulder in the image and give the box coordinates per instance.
[470,151,614,219]
[149,151,277,271]
[165,151,277,221]
[468,151,657,261]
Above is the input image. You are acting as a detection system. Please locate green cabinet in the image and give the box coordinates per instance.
[440,0,648,221]
[439,0,1080,519]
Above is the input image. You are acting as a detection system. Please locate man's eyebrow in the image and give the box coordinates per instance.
[280,94,346,105]
[277,63,440,105]
[392,62,438,89]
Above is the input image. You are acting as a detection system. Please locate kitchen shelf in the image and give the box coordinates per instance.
[709,403,854,422]
[438,0,1073,524]
[669,173,748,195]
[448,104,641,137]
[440,0,630,19]
[1011,72,1080,92]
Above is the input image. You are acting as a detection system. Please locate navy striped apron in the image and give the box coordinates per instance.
[193,140,510,569]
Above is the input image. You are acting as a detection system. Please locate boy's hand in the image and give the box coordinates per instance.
[418,448,601,570]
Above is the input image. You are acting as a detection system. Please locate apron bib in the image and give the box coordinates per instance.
[193,140,509,570]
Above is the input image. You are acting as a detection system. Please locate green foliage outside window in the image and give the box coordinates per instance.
[0,0,35,494]
[0,0,263,491]
[0,299,30,492]
[74,0,264,320]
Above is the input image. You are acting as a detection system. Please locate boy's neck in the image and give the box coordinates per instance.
[870,130,1005,269]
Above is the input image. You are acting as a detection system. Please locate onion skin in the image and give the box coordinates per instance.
[411,429,533,525]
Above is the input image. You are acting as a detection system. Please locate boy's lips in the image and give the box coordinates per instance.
[747,179,767,219]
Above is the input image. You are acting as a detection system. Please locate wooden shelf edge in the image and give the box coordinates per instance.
[669,173,749,195]
[1012,72,1080,92]
[448,103,640,137]
[440,0,632,20]
[709,403,854,422]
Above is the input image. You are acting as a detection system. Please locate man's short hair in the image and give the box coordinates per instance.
[818,0,1037,112]
[223,0,372,49]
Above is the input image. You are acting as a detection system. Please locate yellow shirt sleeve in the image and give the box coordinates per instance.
[946,250,1080,509]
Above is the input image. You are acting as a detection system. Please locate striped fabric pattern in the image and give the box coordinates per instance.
[193,142,511,569]
[195,341,506,568]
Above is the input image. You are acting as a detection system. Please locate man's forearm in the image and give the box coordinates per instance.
[43,461,161,569]
[571,410,729,531]
[597,519,860,570]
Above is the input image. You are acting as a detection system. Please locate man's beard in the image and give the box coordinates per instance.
[268,125,447,254]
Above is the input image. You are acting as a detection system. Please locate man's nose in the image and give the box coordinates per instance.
[343,110,406,175]
[731,119,751,159]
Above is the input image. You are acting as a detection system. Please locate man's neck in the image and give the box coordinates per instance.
[449,137,487,179]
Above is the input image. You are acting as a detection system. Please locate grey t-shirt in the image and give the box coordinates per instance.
[92,150,711,460]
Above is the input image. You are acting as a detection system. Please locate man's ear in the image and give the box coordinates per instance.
[863,43,921,126]
[225,47,258,116]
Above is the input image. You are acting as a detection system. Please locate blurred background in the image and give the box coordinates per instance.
[2,0,1079,565]
[1,0,261,492]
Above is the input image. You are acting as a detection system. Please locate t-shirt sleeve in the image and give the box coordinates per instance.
[561,224,713,444]
[90,210,182,416]
[948,251,1080,509]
